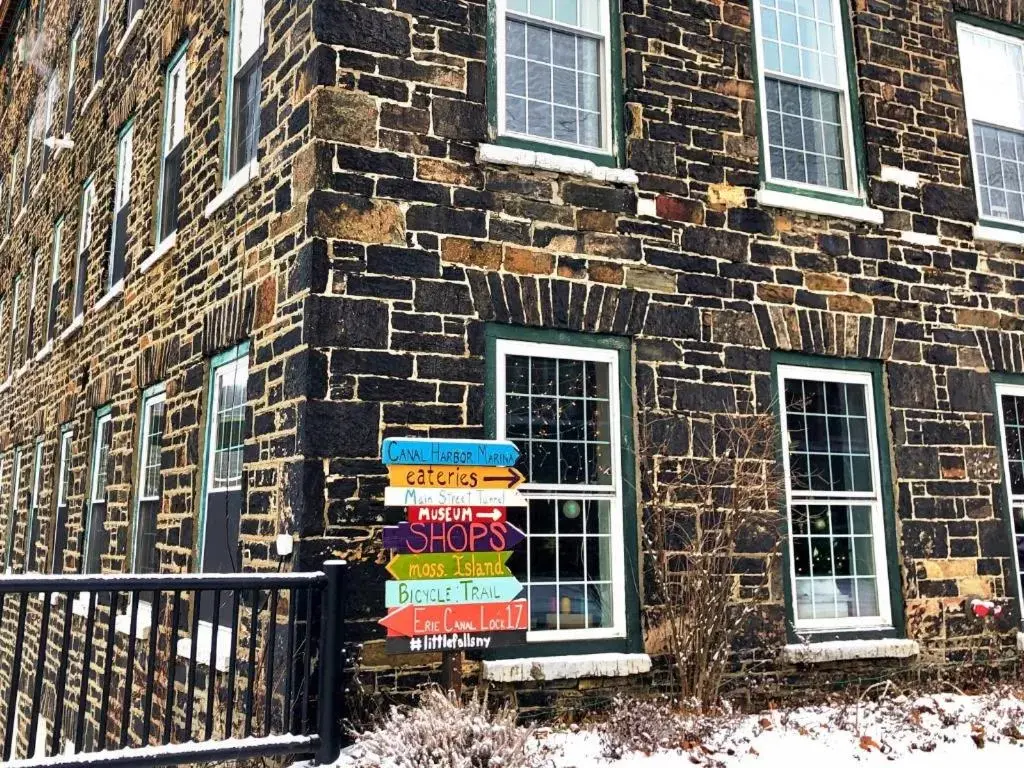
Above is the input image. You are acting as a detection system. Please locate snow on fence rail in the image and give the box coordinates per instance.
[0,562,347,767]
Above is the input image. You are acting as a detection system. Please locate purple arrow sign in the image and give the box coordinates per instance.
[382,521,525,554]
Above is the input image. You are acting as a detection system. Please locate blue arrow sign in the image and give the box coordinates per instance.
[385,576,524,608]
[382,438,520,467]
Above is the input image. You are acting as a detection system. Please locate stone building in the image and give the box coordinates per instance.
[2,0,1024,750]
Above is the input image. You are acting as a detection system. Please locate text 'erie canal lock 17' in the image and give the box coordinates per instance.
[379,438,529,653]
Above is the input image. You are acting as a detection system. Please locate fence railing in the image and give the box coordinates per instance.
[0,561,345,767]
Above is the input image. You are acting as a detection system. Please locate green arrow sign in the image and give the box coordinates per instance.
[386,551,512,581]
[385,576,524,608]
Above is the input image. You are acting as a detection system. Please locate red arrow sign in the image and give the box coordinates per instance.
[406,506,507,524]
[380,600,529,637]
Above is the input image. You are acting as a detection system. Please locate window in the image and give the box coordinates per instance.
[25,437,43,572]
[957,22,1024,229]
[41,71,57,172]
[0,294,6,374]
[83,407,112,574]
[995,381,1024,622]
[10,150,20,220]
[73,179,95,321]
[25,249,42,360]
[22,110,34,207]
[64,26,81,136]
[108,121,133,291]
[132,385,165,574]
[46,218,63,343]
[753,0,859,195]
[8,273,21,378]
[51,425,72,573]
[125,0,144,29]
[4,447,21,573]
[776,361,895,632]
[225,0,264,182]
[494,0,613,153]
[94,0,110,85]
[491,330,636,646]
[157,45,187,245]
[0,177,6,239]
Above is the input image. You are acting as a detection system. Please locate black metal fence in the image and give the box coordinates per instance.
[0,562,345,767]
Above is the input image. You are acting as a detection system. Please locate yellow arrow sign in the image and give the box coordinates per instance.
[387,465,526,490]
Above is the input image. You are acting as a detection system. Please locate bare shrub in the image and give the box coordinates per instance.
[349,688,543,768]
[599,695,714,759]
[641,409,785,707]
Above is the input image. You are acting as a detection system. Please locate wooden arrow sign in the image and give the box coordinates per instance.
[383,438,520,467]
[406,506,506,524]
[379,599,529,637]
[385,576,523,608]
[384,487,527,508]
[387,465,525,490]
[382,521,526,554]
[387,551,512,581]
[386,631,528,655]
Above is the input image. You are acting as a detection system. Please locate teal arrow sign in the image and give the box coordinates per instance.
[384,576,524,608]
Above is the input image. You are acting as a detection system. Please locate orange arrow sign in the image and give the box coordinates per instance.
[387,465,525,490]
[379,600,529,637]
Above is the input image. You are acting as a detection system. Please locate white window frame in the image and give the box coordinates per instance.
[51,425,73,573]
[493,338,626,643]
[107,121,133,292]
[83,409,112,572]
[26,436,44,572]
[493,0,614,155]
[751,0,860,198]
[5,447,22,573]
[223,0,264,187]
[957,21,1024,230]
[64,25,81,136]
[46,217,64,344]
[777,364,893,632]
[995,382,1024,624]
[156,45,187,247]
[132,386,165,573]
[73,178,95,323]
[8,273,22,379]
[26,248,42,359]
[41,70,58,165]
[23,109,35,206]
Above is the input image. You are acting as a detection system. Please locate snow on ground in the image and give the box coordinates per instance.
[543,691,1024,767]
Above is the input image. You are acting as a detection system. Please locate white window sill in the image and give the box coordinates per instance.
[175,623,233,673]
[114,603,152,639]
[1017,631,1024,653]
[83,80,104,112]
[478,143,638,185]
[14,208,26,228]
[755,187,884,225]
[0,377,9,393]
[779,638,919,665]
[33,340,52,362]
[879,165,920,188]
[204,160,260,218]
[974,223,1024,247]
[480,652,652,683]
[59,315,84,342]
[94,279,125,311]
[901,230,940,247]
[114,13,142,56]
[140,233,176,274]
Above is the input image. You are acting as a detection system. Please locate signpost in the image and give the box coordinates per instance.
[379,438,529,693]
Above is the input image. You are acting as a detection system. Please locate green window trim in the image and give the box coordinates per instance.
[130,381,167,574]
[990,373,1024,628]
[771,352,905,643]
[749,0,870,202]
[82,404,112,572]
[24,435,44,572]
[2,447,18,573]
[485,0,626,168]
[196,340,250,571]
[483,324,641,659]
[154,40,187,246]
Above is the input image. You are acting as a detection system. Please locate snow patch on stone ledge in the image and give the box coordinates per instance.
[880,165,921,188]
[780,639,920,665]
[478,143,638,185]
[482,652,652,683]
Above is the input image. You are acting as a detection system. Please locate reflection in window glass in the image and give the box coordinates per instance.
[997,388,1024,617]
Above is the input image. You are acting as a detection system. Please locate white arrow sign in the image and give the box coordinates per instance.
[385,487,528,508]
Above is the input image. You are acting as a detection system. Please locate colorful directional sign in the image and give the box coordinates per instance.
[385,576,524,608]
[382,521,525,554]
[384,486,527,508]
[380,599,530,637]
[386,551,513,581]
[386,631,528,655]
[387,465,525,490]
[406,505,507,524]
[380,438,529,654]
[382,438,520,467]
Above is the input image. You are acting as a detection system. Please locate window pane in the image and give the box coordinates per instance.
[230,59,262,176]
[759,0,840,84]
[973,123,1024,223]
[765,79,845,189]
[210,359,248,492]
[1003,394,1024,495]
[504,18,602,148]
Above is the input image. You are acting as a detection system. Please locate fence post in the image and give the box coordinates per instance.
[316,560,346,765]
